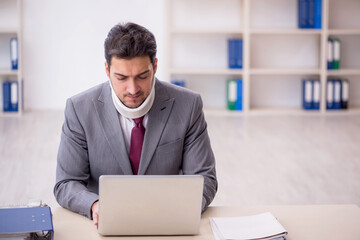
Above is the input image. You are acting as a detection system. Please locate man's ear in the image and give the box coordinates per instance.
[153,58,158,75]
[105,61,110,79]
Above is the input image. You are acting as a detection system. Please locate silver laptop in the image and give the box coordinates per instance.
[97,175,204,236]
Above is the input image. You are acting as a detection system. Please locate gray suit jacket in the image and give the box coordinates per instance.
[54,79,217,219]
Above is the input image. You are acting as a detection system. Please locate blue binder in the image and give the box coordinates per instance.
[235,79,243,110]
[10,38,18,70]
[11,81,19,111]
[228,39,243,69]
[312,80,321,110]
[2,81,11,112]
[171,80,186,87]
[0,206,53,239]
[2,81,18,112]
[298,0,309,28]
[298,0,322,29]
[228,39,235,68]
[302,79,313,110]
[327,38,334,70]
[314,0,322,29]
[333,79,342,109]
[308,0,315,28]
[326,79,336,110]
[234,39,243,69]
[341,79,349,109]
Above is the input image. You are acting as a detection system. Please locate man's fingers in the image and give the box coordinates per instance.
[93,212,99,226]
[92,201,99,226]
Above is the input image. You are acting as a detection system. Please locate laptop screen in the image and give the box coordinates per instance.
[98,175,204,236]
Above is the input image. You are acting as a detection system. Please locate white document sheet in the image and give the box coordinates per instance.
[209,212,287,240]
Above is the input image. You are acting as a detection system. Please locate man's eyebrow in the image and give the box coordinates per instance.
[137,70,150,76]
[113,70,150,78]
[114,73,128,78]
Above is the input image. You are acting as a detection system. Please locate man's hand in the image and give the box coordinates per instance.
[91,201,99,226]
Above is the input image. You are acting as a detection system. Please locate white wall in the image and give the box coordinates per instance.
[23,0,165,110]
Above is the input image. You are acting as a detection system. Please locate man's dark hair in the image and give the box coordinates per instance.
[104,22,157,68]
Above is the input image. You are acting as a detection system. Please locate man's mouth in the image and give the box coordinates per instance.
[127,93,141,100]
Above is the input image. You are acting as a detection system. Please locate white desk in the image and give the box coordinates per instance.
[52,205,360,240]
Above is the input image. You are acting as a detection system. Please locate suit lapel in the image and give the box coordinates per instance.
[93,83,133,175]
[138,81,174,175]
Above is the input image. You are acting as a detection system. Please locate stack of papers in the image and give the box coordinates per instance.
[210,212,287,240]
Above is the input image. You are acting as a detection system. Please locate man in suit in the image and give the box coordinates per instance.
[54,22,217,226]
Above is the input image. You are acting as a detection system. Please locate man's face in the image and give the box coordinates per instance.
[105,56,157,109]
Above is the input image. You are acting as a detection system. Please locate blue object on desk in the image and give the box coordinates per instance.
[0,206,53,239]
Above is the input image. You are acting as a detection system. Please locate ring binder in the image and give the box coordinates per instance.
[0,205,54,240]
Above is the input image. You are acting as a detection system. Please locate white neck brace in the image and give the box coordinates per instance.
[109,77,156,119]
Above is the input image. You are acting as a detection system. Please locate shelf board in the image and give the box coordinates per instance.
[0,69,18,76]
[204,107,360,116]
[327,69,360,76]
[250,68,320,75]
[323,108,360,115]
[171,28,325,35]
[249,108,320,115]
[0,111,21,117]
[328,29,360,35]
[250,28,322,35]
[204,108,320,116]
[0,27,18,34]
[204,108,244,116]
[170,68,243,75]
[250,108,360,115]
[171,28,243,35]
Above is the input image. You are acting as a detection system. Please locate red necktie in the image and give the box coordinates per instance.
[129,117,145,175]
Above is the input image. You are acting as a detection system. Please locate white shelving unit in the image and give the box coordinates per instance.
[165,0,360,115]
[0,0,23,116]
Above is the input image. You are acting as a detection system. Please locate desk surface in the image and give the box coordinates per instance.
[52,205,360,240]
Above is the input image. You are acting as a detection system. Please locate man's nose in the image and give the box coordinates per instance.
[127,79,138,94]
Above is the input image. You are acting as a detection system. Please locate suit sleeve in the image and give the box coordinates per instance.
[182,94,218,212]
[53,98,99,219]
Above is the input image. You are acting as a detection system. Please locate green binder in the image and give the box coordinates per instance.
[227,79,237,110]
[333,38,341,70]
